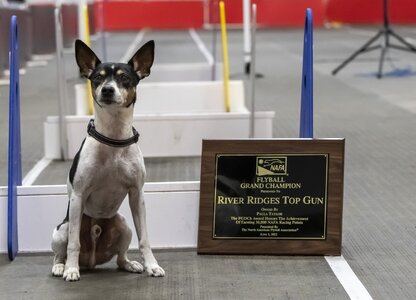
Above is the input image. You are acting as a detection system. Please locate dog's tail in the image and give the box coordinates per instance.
[88,224,102,269]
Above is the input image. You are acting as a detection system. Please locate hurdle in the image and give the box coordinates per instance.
[1,183,201,253]
[299,8,313,138]
[7,15,22,260]
[45,81,275,159]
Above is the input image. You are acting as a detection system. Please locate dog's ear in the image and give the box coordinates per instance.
[75,39,101,78]
[128,40,155,80]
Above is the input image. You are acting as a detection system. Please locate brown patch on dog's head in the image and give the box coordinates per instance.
[122,88,137,108]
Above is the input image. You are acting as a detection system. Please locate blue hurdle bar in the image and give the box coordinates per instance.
[8,15,22,261]
[299,8,313,139]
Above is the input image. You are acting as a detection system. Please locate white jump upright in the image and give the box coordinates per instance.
[98,0,108,62]
[243,0,251,74]
[54,6,69,160]
[249,3,257,138]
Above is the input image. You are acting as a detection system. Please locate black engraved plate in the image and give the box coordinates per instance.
[213,154,328,239]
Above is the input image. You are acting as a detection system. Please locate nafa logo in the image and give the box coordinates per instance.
[256,157,287,176]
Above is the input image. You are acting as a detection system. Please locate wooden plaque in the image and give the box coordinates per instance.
[197,139,345,255]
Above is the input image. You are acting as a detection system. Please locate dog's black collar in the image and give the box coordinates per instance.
[87,119,139,147]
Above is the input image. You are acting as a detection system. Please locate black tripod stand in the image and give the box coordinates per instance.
[332,0,416,78]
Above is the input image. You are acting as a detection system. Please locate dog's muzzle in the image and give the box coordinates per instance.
[99,85,116,104]
[101,86,114,97]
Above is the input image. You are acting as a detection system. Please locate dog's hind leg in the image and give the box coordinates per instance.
[115,214,144,273]
[51,223,68,277]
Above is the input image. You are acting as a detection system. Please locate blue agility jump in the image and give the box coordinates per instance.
[8,15,22,261]
[299,8,313,139]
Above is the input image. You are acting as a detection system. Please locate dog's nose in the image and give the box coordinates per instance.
[101,86,115,97]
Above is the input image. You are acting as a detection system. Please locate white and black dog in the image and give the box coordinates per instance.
[51,39,165,281]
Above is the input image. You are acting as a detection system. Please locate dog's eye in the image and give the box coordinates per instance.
[91,74,104,81]
[120,74,130,82]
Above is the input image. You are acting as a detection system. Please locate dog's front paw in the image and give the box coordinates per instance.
[63,267,80,281]
[122,260,144,273]
[145,264,165,277]
[52,263,65,277]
